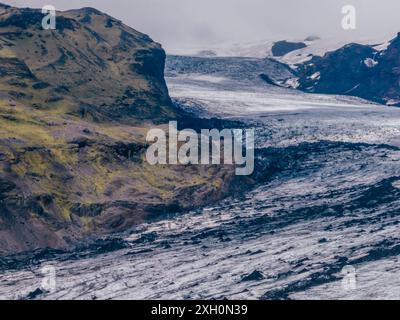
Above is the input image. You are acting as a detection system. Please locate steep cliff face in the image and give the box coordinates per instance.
[295,34,400,106]
[0,5,243,255]
[0,5,177,122]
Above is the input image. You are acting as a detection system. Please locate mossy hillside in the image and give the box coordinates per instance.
[0,99,238,254]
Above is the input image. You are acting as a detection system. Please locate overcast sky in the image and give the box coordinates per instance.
[4,0,400,51]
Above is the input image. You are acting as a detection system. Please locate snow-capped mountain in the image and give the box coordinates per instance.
[168,35,394,66]
[295,33,400,106]
[167,34,400,107]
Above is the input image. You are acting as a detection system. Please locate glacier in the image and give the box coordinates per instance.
[0,55,399,300]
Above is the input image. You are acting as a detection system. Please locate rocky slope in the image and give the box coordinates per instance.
[0,4,244,255]
[295,33,400,106]
[0,4,178,122]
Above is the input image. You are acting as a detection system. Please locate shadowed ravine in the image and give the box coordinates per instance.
[0,55,400,300]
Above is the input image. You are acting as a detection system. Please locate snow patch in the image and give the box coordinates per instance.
[285,77,300,89]
[309,72,321,80]
[386,99,400,106]
[373,41,391,51]
[364,58,378,68]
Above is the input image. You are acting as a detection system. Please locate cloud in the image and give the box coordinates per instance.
[4,0,400,51]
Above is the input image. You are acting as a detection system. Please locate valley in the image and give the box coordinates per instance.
[0,53,399,300]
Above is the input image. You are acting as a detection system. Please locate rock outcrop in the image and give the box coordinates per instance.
[0,4,178,122]
[271,41,307,57]
[295,33,400,106]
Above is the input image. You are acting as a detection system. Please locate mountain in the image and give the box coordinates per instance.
[294,33,400,106]
[168,36,390,65]
[0,5,245,255]
[0,4,178,123]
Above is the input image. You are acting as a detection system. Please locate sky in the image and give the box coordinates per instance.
[3,0,400,52]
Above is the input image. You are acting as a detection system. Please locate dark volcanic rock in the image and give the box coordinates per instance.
[0,178,16,198]
[272,40,307,57]
[241,270,265,282]
[0,57,36,79]
[295,33,400,106]
[296,43,376,95]
[26,288,47,300]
